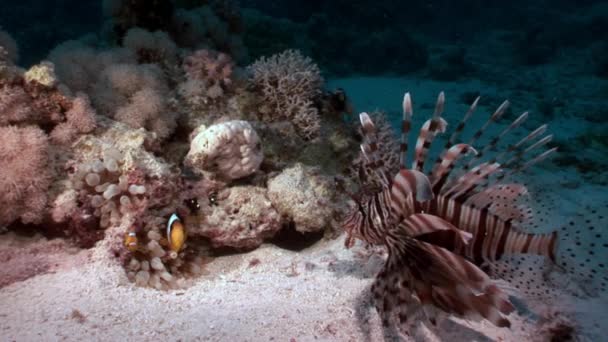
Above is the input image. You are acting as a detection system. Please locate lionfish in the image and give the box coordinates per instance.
[341,92,560,330]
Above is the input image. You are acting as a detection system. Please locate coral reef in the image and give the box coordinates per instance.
[93,63,176,140]
[267,163,338,233]
[185,120,263,180]
[188,186,282,249]
[0,4,357,291]
[248,49,323,140]
[178,49,238,110]
[0,126,51,227]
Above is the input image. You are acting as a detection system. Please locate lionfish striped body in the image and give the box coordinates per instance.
[342,92,559,330]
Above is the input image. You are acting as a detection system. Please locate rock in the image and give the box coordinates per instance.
[190,186,281,249]
[267,163,336,233]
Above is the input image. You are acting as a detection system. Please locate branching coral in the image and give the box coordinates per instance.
[0,126,52,227]
[248,49,323,140]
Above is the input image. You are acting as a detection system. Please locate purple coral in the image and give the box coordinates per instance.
[0,126,51,227]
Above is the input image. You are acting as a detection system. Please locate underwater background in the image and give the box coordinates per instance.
[0,1,607,341]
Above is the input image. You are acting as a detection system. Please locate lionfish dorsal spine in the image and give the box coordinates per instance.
[412,92,448,172]
[399,92,413,169]
[463,111,529,171]
[359,112,391,187]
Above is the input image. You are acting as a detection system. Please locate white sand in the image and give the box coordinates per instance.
[0,234,552,342]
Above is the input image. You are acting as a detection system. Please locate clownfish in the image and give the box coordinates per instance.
[167,213,186,252]
[124,227,139,252]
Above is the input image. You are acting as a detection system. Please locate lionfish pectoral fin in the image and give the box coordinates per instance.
[385,236,514,328]
[400,213,472,248]
[390,169,434,216]
[345,234,355,249]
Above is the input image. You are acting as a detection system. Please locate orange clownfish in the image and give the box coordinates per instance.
[124,227,139,252]
[167,213,186,252]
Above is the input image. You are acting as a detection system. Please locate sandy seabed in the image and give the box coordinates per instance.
[0,233,542,342]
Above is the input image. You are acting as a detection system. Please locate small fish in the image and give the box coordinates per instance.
[124,227,139,252]
[167,213,186,252]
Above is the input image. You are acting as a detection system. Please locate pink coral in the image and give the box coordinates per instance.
[1,77,97,144]
[92,63,176,140]
[184,49,234,88]
[0,84,34,125]
[0,126,52,227]
[50,93,97,144]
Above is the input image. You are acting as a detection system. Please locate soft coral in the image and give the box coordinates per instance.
[0,125,52,227]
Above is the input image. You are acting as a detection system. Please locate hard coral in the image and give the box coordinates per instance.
[190,186,282,249]
[171,4,247,62]
[267,163,338,233]
[248,49,323,140]
[0,126,51,228]
[185,120,263,180]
